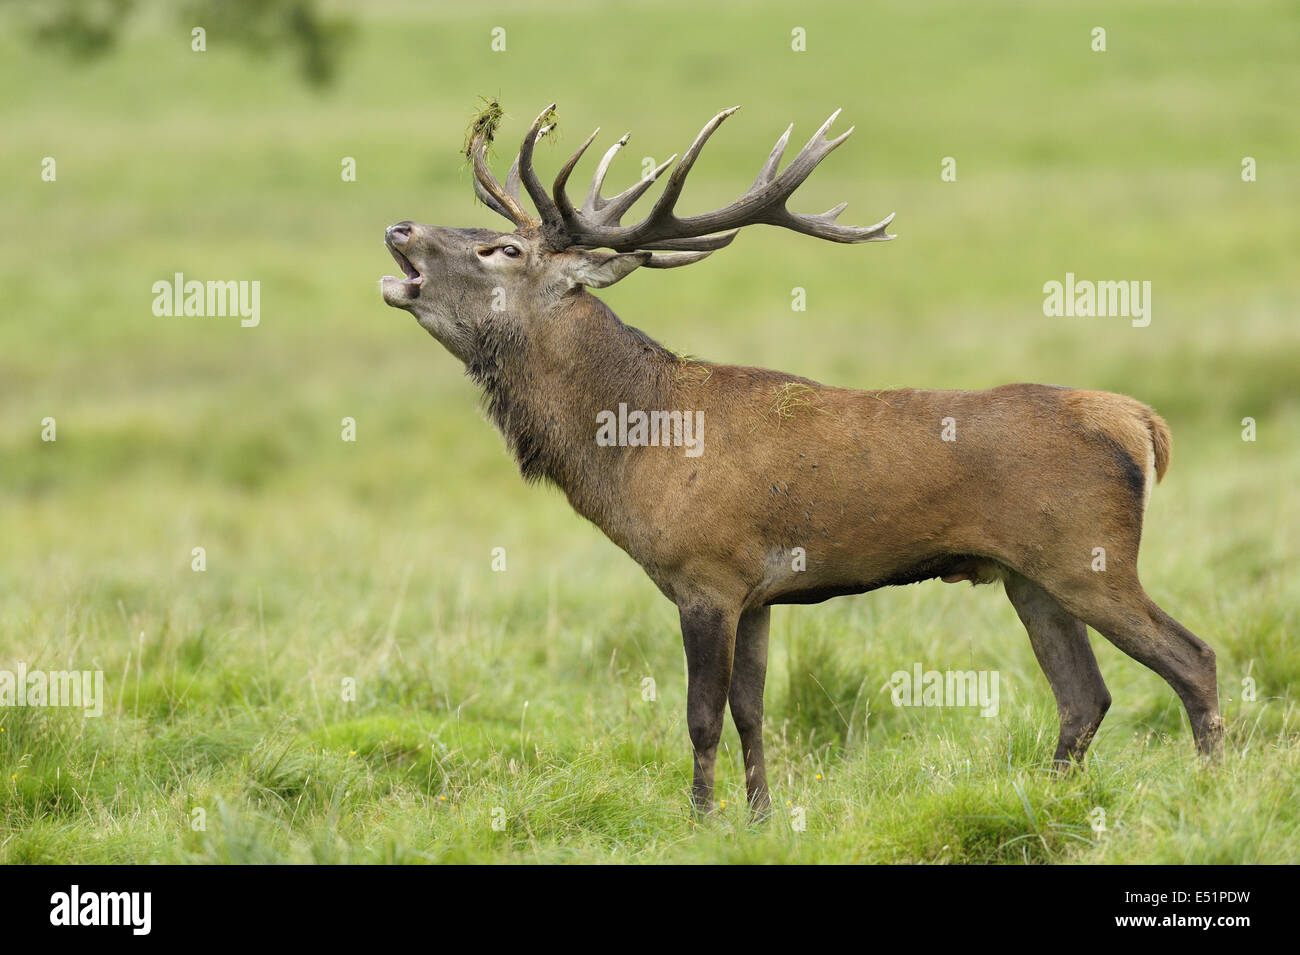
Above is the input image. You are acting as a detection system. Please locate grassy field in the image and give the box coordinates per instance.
[1,0,1297,863]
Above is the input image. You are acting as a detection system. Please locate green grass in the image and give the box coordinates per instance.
[1,0,1297,863]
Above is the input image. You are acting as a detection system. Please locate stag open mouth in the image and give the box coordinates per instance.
[385,244,423,289]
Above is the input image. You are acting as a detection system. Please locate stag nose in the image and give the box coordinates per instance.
[386,221,414,246]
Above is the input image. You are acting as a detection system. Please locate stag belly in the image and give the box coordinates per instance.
[759,550,1006,606]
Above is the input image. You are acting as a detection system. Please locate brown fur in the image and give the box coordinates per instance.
[478,291,1223,812]
[382,220,1223,818]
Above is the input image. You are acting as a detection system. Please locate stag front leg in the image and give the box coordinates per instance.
[729,605,772,818]
[679,603,738,815]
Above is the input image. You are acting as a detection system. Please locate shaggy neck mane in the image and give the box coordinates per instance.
[466,289,681,519]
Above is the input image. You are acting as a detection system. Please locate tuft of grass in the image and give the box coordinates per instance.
[770,381,827,422]
[463,97,506,161]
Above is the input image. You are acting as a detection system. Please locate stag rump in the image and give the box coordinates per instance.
[380,103,1222,817]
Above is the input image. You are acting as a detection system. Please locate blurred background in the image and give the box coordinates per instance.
[0,0,1296,863]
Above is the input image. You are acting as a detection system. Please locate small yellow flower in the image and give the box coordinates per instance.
[720,800,727,809]
[439,795,446,802]
[786,800,792,806]
[349,750,356,756]
[815,773,822,780]
[9,774,15,780]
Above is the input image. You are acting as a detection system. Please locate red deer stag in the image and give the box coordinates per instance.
[380,103,1223,816]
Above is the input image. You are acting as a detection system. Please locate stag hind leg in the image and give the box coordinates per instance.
[1004,572,1111,767]
[1035,570,1223,759]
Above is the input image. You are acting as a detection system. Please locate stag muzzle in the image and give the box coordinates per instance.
[382,220,426,301]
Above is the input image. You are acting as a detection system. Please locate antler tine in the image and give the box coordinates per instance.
[553,107,738,246]
[741,111,897,243]
[774,207,896,244]
[582,134,629,213]
[643,106,741,226]
[505,118,557,203]
[642,250,717,269]
[472,169,515,221]
[563,127,678,227]
[517,104,568,247]
[752,123,793,190]
[597,154,676,226]
[553,127,603,232]
[470,131,536,229]
[757,109,850,205]
[505,155,521,200]
[631,230,741,252]
[549,124,679,234]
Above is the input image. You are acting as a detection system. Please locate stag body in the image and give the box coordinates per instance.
[381,105,1223,815]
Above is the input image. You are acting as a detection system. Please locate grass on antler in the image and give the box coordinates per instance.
[463,97,505,161]
[463,100,559,163]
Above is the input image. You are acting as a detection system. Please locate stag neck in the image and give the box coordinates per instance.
[469,290,680,528]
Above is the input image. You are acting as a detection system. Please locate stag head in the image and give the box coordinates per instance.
[380,102,895,362]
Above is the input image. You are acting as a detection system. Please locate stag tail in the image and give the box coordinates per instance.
[1146,410,1172,483]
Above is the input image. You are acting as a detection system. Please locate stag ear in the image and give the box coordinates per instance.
[563,250,652,289]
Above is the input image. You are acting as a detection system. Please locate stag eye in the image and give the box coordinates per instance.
[501,245,521,258]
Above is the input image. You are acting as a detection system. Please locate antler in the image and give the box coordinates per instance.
[474,105,896,259]
[468,106,558,232]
